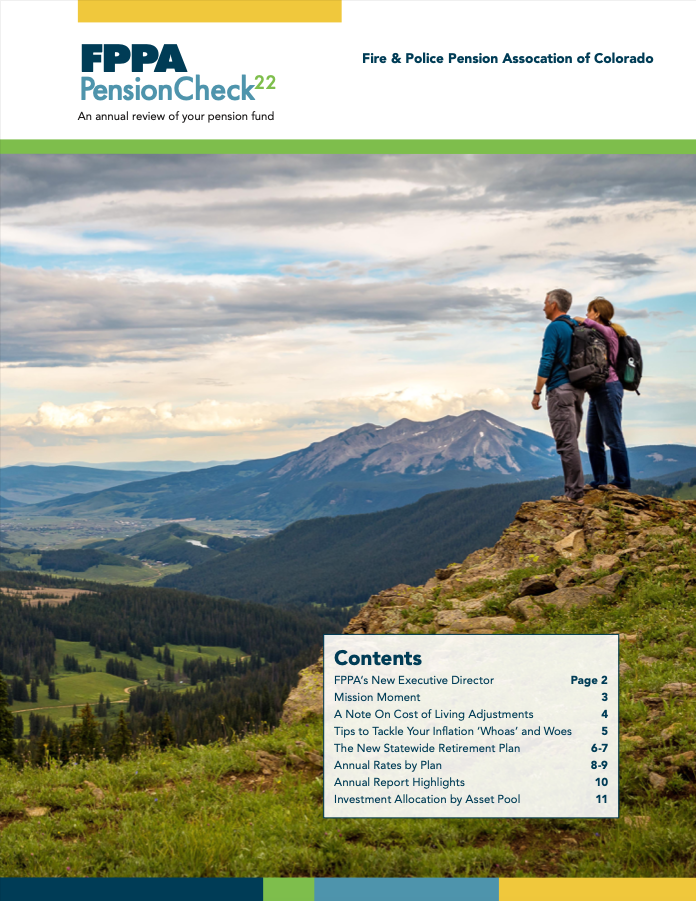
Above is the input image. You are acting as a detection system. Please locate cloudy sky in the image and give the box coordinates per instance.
[1,154,695,466]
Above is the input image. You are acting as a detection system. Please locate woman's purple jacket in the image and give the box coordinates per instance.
[583,318,619,383]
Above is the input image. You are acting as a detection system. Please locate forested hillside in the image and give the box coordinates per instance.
[158,476,673,606]
[157,478,576,604]
[86,522,251,566]
[0,575,345,674]
[1,571,349,757]
[39,548,142,572]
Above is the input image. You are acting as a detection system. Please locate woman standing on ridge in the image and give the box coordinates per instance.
[575,297,631,490]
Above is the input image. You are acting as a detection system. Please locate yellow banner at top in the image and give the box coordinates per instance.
[78,1,342,22]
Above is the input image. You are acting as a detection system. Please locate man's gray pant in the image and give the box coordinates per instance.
[547,383,585,500]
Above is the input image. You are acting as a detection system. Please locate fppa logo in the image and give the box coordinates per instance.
[82,44,187,72]
[79,43,258,102]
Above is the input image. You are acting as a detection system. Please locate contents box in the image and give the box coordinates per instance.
[324,634,619,818]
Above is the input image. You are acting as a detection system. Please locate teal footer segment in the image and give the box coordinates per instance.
[315,877,498,900]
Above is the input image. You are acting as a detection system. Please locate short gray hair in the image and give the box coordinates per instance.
[547,288,572,313]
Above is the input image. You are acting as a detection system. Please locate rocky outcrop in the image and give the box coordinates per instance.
[281,657,324,725]
[282,486,696,723]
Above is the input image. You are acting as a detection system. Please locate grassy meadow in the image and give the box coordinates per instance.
[1,496,695,877]
[2,557,695,877]
[0,549,189,587]
[1,710,695,879]
[9,639,246,729]
[0,512,271,553]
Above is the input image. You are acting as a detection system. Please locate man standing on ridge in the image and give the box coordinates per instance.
[532,288,586,505]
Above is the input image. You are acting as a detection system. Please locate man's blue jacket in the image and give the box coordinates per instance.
[537,314,575,392]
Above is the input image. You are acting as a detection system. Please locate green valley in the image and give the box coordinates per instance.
[1,486,696,878]
[0,522,255,587]
[157,475,671,608]
[9,638,247,731]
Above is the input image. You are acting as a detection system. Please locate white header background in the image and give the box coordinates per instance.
[1,0,693,140]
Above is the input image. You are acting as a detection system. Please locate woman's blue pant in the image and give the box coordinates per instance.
[586,380,631,489]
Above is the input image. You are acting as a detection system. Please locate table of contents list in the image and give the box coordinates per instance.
[324,635,619,818]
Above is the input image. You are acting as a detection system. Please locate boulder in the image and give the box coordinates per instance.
[646,526,677,539]
[591,554,620,572]
[281,657,324,724]
[539,584,611,611]
[557,564,591,588]
[508,597,544,621]
[435,602,488,626]
[661,682,695,696]
[83,780,105,801]
[255,750,284,770]
[648,772,667,792]
[517,574,557,597]
[587,529,607,548]
[663,751,695,765]
[595,570,626,592]
[437,615,516,634]
[659,723,681,741]
[450,598,486,614]
[624,816,651,828]
[553,529,587,559]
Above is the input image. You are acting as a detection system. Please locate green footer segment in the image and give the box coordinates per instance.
[264,877,314,901]
[1,139,694,154]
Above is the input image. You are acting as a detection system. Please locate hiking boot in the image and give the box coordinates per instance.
[551,495,584,506]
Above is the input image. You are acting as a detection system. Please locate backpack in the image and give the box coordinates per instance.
[562,320,610,390]
[615,334,643,393]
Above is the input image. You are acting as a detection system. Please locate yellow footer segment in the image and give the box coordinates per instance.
[500,878,695,901]
[78,1,342,23]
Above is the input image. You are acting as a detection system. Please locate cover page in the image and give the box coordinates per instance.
[0,2,695,899]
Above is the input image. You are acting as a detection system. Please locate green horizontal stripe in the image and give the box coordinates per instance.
[1,139,694,155]
[264,877,313,901]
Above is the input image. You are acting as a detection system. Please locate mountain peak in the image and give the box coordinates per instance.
[270,409,555,480]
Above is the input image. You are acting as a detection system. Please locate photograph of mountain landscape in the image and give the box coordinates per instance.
[1,153,695,879]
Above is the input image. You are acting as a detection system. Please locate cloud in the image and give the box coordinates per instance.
[4,399,274,443]
[614,307,652,319]
[0,223,152,255]
[549,215,601,228]
[670,326,696,339]
[0,264,530,366]
[312,387,512,422]
[587,252,660,280]
[394,333,449,342]
[2,155,694,461]
[3,154,695,214]
[3,387,515,445]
